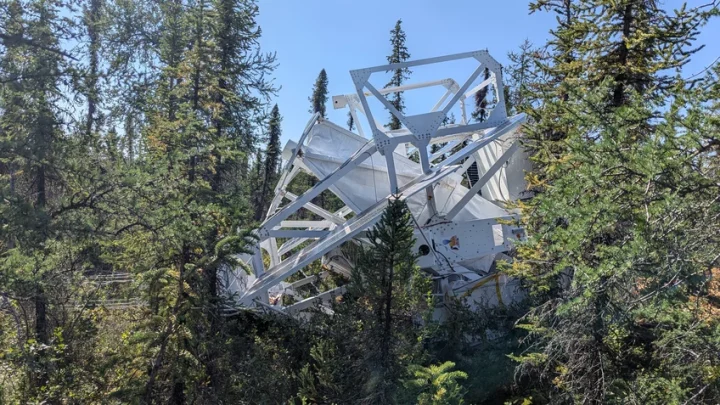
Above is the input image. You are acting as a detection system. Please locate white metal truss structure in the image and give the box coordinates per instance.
[225,50,533,318]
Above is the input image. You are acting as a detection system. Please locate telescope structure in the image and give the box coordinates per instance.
[225,50,532,318]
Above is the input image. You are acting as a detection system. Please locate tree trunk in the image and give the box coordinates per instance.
[382,260,394,365]
[561,0,573,103]
[33,164,48,390]
[613,2,633,107]
[125,113,135,161]
[85,0,101,139]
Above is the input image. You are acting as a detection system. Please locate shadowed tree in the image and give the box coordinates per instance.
[385,19,411,130]
[309,68,329,118]
[347,111,355,131]
[256,103,282,221]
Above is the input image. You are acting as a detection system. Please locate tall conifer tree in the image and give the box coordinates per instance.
[309,68,329,118]
[511,2,719,402]
[347,111,354,131]
[0,0,65,395]
[522,0,582,183]
[347,198,430,402]
[504,39,541,115]
[297,199,431,403]
[471,68,491,122]
[385,19,411,130]
[255,104,282,221]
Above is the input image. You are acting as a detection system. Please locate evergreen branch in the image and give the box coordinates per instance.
[0,32,78,61]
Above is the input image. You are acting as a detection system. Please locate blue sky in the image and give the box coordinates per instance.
[257,0,720,145]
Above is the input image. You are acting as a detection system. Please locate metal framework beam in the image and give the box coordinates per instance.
[267,230,330,239]
[279,220,333,229]
[446,142,520,220]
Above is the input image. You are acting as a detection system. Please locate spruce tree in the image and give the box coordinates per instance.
[347,198,431,402]
[212,0,276,181]
[511,2,719,402]
[522,0,583,184]
[251,147,264,212]
[0,0,65,395]
[404,361,468,405]
[306,68,344,211]
[385,19,411,130]
[471,68,490,122]
[347,111,355,131]
[83,0,103,140]
[124,112,135,161]
[297,199,432,404]
[256,103,282,221]
[309,68,329,118]
[504,39,541,115]
[470,70,493,188]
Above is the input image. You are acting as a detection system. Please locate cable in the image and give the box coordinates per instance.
[408,209,454,274]
[438,174,460,215]
[434,249,454,271]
